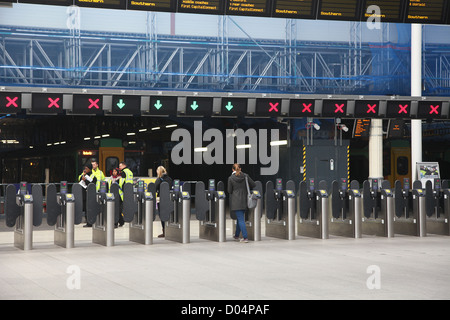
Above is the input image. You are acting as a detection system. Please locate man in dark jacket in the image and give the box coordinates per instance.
[227,164,256,242]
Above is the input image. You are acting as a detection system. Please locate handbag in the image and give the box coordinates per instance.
[245,175,257,209]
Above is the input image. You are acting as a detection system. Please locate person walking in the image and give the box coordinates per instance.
[227,163,256,243]
[78,163,97,227]
[153,166,173,238]
[109,167,125,228]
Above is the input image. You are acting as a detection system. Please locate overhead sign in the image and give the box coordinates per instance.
[178,0,224,14]
[405,0,448,24]
[185,97,213,116]
[112,95,141,115]
[317,0,361,21]
[272,0,318,19]
[127,0,176,11]
[321,100,347,117]
[353,118,371,138]
[19,0,73,6]
[75,0,127,9]
[386,100,411,118]
[416,101,442,118]
[255,98,282,117]
[226,0,271,17]
[361,0,405,23]
[288,99,315,117]
[220,97,248,116]
[354,100,379,118]
[31,93,64,114]
[72,94,103,115]
[0,92,21,114]
[149,96,178,116]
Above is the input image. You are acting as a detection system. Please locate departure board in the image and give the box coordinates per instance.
[352,119,371,138]
[19,0,74,5]
[317,0,361,21]
[75,0,126,9]
[405,0,447,24]
[226,0,271,17]
[361,0,405,23]
[272,0,317,19]
[128,0,176,11]
[178,0,224,15]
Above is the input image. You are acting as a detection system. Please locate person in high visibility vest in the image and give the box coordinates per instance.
[119,161,134,184]
[108,167,125,227]
[91,160,105,191]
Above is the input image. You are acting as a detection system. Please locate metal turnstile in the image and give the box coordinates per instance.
[196,179,226,242]
[298,179,329,239]
[161,179,191,244]
[5,182,43,250]
[424,179,449,235]
[123,180,155,245]
[265,179,296,240]
[46,181,83,248]
[232,181,263,241]
[329,179,362,238]
[362,179,394,237]
[393,179,427,237]
[87,181,116,246]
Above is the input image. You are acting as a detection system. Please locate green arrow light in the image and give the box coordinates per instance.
[190,101,199,111]
[154,100,163,110]
[225,102,233,111]
[117,99,125,109]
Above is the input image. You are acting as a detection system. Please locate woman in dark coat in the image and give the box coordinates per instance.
[154,166,172,238]
[227,163,256,242]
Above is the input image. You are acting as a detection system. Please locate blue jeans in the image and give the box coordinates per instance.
[234,210,248,239]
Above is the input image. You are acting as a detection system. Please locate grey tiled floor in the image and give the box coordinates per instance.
[0,218,449,300]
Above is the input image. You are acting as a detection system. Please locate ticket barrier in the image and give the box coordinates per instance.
[425,179,449,236]
[123,180,155,245]
[393,179,427,237]
[362,179,394,237]
[265,179,296,240]
[5,182,43,250]
[231,181,263,241]
[195,179,226,242]
[329,179,362,238]
[158,180,191,244]
[298,179,329,239]
[87,181,116,246]
[46,181,83,248]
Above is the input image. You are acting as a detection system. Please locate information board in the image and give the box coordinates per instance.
[127,0,176,12]
[272,0,317,19]
[317,0,361,21]
[178,0,224,14]
[361,0,405,23]
[75,0,126,9]
[226,0,271,17]
[352,118,371,138]
[405,0,447,24]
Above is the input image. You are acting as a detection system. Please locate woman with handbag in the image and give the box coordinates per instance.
[227,163,256,243]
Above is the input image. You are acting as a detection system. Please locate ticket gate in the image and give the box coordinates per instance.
[87,181,116,246]
[231,181,263,241]
[195,179,226,242]
[425,179,449,236]
[393,179,427,237]
[158,179,191,244]
[123,180,155,245]
[329,179,362,238]
[362,179,394,237]
[265,179,296,240]
[298,179,329,239]
[5,182,43,250]
[46,181,83,248]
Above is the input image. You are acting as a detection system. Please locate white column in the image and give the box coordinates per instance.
[411,24,422,181]
[369,119,383,180]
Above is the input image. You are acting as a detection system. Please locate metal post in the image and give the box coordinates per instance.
[65,201,75,249]
[287,197,295,240]
[354,196,362,238]
[321,197,329,239]
[106,199,115,247]
[144,198,153,245]
[253,198,262,241]
[23,202,33,251]
[386,196,395,238]
[218,198,226,242]
[182,197,190,244]
[411,24,422,181]
[418,196,427,237]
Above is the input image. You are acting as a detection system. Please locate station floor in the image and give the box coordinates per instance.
[0,217,449,301]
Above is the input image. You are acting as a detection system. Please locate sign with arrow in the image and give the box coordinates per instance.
[186,97,213,116]
[220,98,248,116]
[149,96,178,116]
[112,95,141,115]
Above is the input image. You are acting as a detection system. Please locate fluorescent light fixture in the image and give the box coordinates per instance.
[129,141,136,144]
[101,134,110,138]
[194,147,208,152]
[236,144,252,149]
[139,128,147,132]
[152,127,160,130]
[84,137,91,140]
[166,124,177,128]
[29,146,34,149]
[270,140,288,146]
[94,135,101,139]
[47,143,52,146]
[60,141,66,144]
[127,132,136,136]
